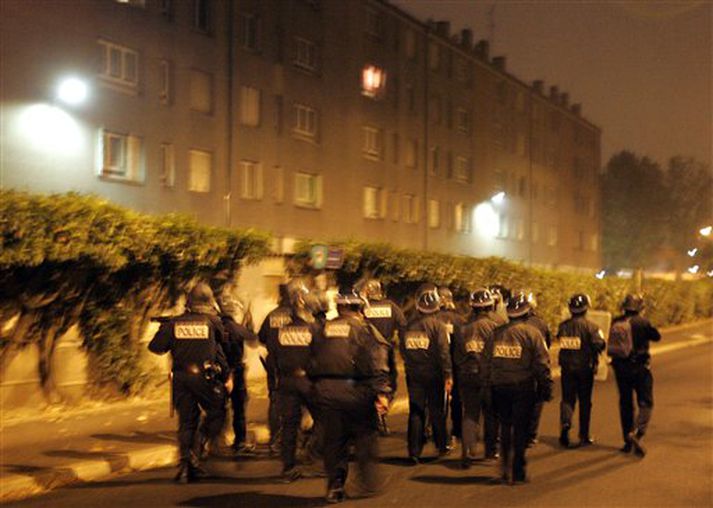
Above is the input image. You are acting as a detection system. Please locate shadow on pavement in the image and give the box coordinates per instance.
[178,491,326,507]
[62,473,286,491]
[410,474,494,485]
[380,456,440,467]
[43,450,130,472]
[91,431,174,445]
[2,463,79,486]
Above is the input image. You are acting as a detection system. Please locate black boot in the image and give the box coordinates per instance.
[174,462,193,484]
[559,427,570,448]
[326,482,346,504]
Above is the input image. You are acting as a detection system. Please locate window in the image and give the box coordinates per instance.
[240,86,261,126]
[295,172,322,208]
[430,146,440,176]
[497,213,509,239]
[100,130,142,182]
[159,143,175,187]
[362,65,387,98]
[362,126,383,160]
[456,108,470,134]
[405,139,418,168]
[404,29,416,60]
[240,12,260,50]
[294,37,318,72]
[390,191,400,221]
[454,202,465,232]
[193,0,211,33]
[428,199,440,228]
[402,194,419,223]
[190,70,213,114]
[428,42,440,70]
[454,156,471,183]
[292,104,318,140]
[99,40,138,90]
[547,225,558,247]
[363,186,386,219]
[273,166,285,204]
[159,59,172,105]
[240,160,263,199]
[188,149,212,192]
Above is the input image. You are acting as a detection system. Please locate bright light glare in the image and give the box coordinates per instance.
[474,202,500,237]
[491,192,506,205]
[19,104,83,155]
[688,265,700,274]
[687,248,698,257]
[57,77,88,105]
[595,270,606,280]
[707,270,713,278]
[700,226,712,237]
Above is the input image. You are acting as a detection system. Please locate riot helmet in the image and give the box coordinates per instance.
[356,278,384,302]
[568,293,591,315]
[469,287,495,309]
[506,290,531,318]
[622,293,644,313]
[416,284,441,314]
[186,282,218,314]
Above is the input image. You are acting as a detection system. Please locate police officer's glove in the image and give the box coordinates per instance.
[224,373,234,395]
[375,394,390,416]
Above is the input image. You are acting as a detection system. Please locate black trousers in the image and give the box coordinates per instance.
[492,380,535,481]
[559,368,595,439]
[173,371,226,464]
[406,371,447,458]
[315,379,380,492]
[277,375,321,470]
[613,361,654,440]
[230,365,248,445]
[450,376,462,439]
[459,373,484,459]
[387,346,398,396]
[265,355,281,445]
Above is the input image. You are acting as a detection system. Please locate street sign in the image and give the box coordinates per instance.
[310,244,328,270]
[325,247,344,270]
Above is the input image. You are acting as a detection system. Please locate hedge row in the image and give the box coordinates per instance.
[292,240,713,330]
[0,190,271,397]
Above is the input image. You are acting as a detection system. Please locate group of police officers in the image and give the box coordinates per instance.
[149,277,660,503]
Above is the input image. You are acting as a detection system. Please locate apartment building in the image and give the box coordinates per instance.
[0,0,601,269]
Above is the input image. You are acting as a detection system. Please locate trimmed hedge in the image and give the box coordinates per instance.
[291,240,713,330]
[0,190,271,397]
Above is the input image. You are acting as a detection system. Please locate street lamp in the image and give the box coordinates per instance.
[700,226,712,237]
[687,248,698,257]
[57,77,89,106]
[491,191,506,205]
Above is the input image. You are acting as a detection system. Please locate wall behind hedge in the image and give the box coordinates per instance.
[292,240,713,330]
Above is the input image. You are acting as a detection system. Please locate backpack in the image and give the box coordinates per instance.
[607,318,633,359]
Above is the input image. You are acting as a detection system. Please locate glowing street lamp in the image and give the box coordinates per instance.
[57,77,88,106]
[595,270,606,280]
[490,192,506,205]
[687,248,698,257]
[700,226,712,237]
[688,265,700,274]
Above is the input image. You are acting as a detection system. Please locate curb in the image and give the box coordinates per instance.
[658,319,713,334]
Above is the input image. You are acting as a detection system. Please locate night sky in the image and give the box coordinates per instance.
[393,0,712,171]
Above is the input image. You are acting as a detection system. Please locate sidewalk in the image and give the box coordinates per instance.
[1,319,710,503]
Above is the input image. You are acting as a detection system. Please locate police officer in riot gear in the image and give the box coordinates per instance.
[148,283,230,483]
[522,291,552,447]
[268,279,323,481]
[436,287,466,447]
[216,292,259,454]
[485,291,552,484]
[609,293,661,457]
[400,284,453,463]
[452,288,499,468]
[356,278,406,435]
[557,294,606,448]
[309,287,391,503]
[258,283,292,455]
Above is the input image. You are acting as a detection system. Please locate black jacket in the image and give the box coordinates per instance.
[557,315,605,371]
[452,312,498,380]
[364,298,407,345]
[399,313,452,378]
[612,313,661,363]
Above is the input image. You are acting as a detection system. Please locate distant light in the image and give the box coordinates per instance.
[595,270,606,280]
[57,77,88,106]
[361,65,387,98]
[707,270,713,278]
[19,104,84,154]
[616,269,633,278]
[688,265,700,274]
[474,202,500,237]
[491,192,506,205]
[700,226,712,237]
[687,248,698,257]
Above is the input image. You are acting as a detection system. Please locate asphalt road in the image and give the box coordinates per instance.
[6,332,713,507]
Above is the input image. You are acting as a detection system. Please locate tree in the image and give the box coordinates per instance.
[601,151,668,270]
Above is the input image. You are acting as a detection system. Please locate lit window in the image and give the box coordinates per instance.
[402,194,419,223]
[100,130,142,182]
[295,172,322,208]
[188,149,212,192]
[294,37,318,72]
[362,126,383,160]
[362,65,387,98]
[428,199,440,228]
[193,0,211,33]
[240,86,261,126]
[293,104,318,140]
[456,108,470,134]
[190,70,213,114]
[454,203,465,232]
[363,186,386,219]
[454,156,471,183]
[159,143,175,187]
[98,40,138,90]
[240,160,263,200]
[240,12,260,50]
[159,59,172,105]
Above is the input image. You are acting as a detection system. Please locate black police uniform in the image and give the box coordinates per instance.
[399,313,452,459]
[610,313,661,446]
[524,311,552,444]
[437,308,467,441]
[452,311,498,463]
[487,309,509,327]
[267,312,321,474]
[310,312,391,497]
[363,298,406,396]
[258,304,293,449]
[485,319,552,482]
[149,312,228,474]
[221,314,258,449]
[557,315,605,443]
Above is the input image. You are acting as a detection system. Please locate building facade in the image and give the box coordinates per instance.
[0,0,602,269]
